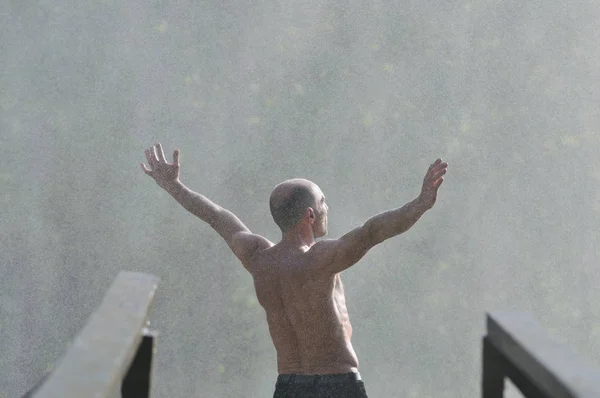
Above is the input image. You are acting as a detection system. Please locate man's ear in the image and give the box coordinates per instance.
[307,207,315,223]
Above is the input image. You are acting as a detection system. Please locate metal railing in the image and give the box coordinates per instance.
[23,280,600,397]
[482,311,600,398]
[22,271,160,398]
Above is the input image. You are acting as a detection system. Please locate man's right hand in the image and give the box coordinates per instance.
[418,158,448,209]
[141,143,181,189]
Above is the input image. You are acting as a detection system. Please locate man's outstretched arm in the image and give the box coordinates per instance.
[363,158,446,245]
[317,158,448,274]
[141,143,271,265]
[161,180,250,240]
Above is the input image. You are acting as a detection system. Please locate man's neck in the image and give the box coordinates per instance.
[281,226,316,249]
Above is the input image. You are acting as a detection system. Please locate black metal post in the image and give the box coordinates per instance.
[482,337,505,398]
[121,330,156,398]
[483,336,550,398]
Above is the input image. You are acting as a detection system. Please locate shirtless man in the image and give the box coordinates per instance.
[142,143,448,397]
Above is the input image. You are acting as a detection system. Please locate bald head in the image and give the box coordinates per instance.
[269,179,319,233]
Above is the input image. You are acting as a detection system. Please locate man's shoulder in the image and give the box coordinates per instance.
[234,232,274,248]
[310,239,340,253]
[304,239,339,269]
[231,232,274,269]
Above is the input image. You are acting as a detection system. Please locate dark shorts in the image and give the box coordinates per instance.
[273,372,368,398]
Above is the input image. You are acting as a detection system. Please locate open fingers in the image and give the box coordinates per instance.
[172,149,180,164]
[424,159,447,189]
[432,160,447,173]
[431,160,447,171]
[145,148,158,168]
[155,143,167,163]
[141,162,153,176]
[431,167,447,181]
[429,158,442,169]
[427,159,445,175]
[427,159,446,176]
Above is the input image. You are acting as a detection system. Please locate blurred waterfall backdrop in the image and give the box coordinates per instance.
[2,1,600,397]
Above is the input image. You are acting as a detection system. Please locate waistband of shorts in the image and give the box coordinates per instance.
[276,372,362,385]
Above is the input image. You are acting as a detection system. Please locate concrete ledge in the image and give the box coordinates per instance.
[487,311,600,398]
[33,271,160,398]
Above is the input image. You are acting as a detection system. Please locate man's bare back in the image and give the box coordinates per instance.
[249,243,359,375]
[142,143,448,396]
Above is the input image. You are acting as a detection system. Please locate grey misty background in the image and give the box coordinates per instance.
[2,0,600,397]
